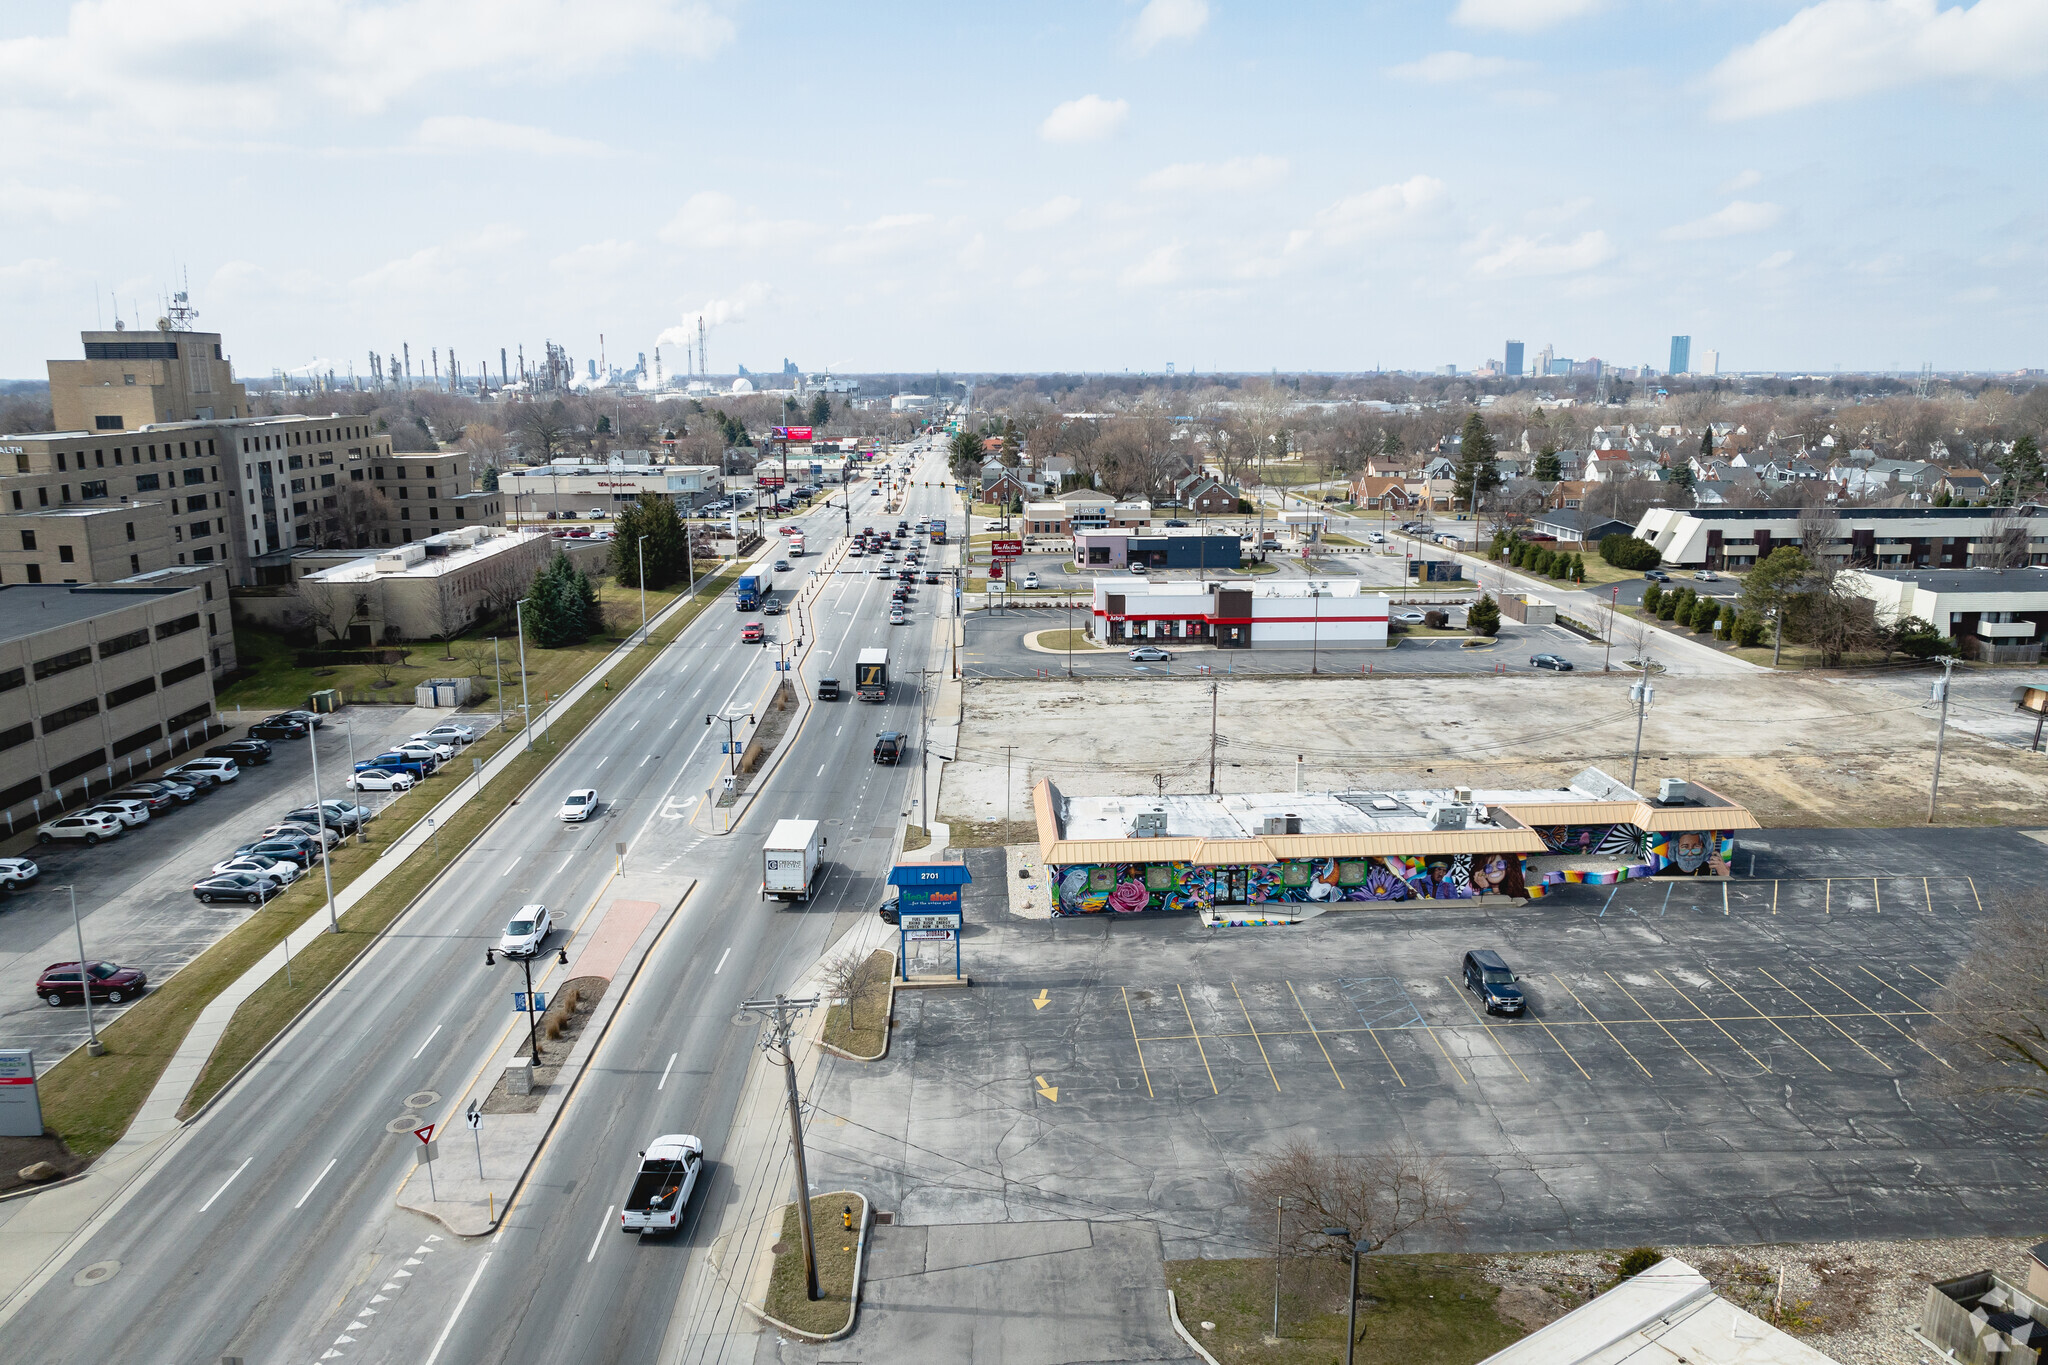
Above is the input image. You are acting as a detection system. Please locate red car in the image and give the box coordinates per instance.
[780,524,800,534]
[741,622,764,643]
[37,960,147,1007]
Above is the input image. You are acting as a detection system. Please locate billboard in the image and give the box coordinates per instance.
[758,475,784,489]
[990,539,1024,559]
[771,426,815,442]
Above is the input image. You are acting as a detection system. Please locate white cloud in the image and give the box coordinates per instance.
[1040,94,1129,143]
[1130,0,1209,54]
[350,225,527,296]
[1759,250,1796,269]
[1661,200,1784,240]
[1138,156,1289,194]
[1120,243,1182,288]
[1452,0,1603,34]
[1305,175,1447,245]
[1007,196,1082,231]
[549,239,640,275]
[1470,229,1615,277]
[0,1,736,133]
[1720,168,1763,193]
[0,179,119,223]
[1710,0,2048,120]
[413,115,609,158]
[658,192,816,251]
[1387,51,1523,83]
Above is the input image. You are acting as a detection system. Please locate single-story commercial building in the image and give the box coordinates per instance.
[1073,531,1243,572]
[1527,509,1635,545]
[1032,766,1757,920]
[1841,567,2048,663]
[1635,504,2047,571]
[500,462,721,517]
[237,526,554,644]
[1088,577,1386,649]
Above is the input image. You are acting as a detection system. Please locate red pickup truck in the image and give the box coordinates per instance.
[741,622,764,643]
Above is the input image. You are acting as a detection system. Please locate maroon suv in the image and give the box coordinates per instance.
[36,960,147,1007]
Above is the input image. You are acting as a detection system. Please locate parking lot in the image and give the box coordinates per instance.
[0,703,498,1070]
[806,832,2048,1257]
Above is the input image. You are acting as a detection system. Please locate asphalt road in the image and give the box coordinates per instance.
[0,704,442,1070]
[0,445,957,1365]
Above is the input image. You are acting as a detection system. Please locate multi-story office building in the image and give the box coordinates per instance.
[1505,340,1524,378]
[1669,335,1691,375]
[0,581,230,831]
[48,326,248,430]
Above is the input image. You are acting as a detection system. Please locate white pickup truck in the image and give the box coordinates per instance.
[619,1134,703,1236]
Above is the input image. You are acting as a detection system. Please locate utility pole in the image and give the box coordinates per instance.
[1927,655,1957,823]
[1603,585,1618,672]
[1628,660,1653,791]
[915,669,940,831]
[740,993,824,1302]
[1003,744,1016,840]
[1207,680,1220,794]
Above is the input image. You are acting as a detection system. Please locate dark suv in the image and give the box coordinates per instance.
[210,738,274,764]
[1462,950,1525,1016]
[37,960,148,1007]
[873,731,903,765]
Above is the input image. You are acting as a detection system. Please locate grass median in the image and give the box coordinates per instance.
[37,566,739,1160]
[763,1193,866,1336]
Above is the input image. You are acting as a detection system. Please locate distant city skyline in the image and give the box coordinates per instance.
[0,1,2042,378]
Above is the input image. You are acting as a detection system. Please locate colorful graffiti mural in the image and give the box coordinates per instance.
[1048,852,1530,916]
[1520,827,1738,898]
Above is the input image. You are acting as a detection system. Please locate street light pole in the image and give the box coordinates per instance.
[64,885,105,1056]
[1320,1227,1365,1365]
[492,636,504,729]
[514,597,533,751]
[1628,659,1654,792]
[307,720,340,932]
[1928,654,1958,822]
[636,534,648,642]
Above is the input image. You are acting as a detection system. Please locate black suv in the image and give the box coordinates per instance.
[817,676,840,701]
[1462,950,1525,1016]
[249,714,308,740]
[873,731,903,765]
[210,739,274,764]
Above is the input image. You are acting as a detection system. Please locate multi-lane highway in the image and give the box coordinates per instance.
[0,442,957,1364]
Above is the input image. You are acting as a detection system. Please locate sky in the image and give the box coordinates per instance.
[0,0,2044,381]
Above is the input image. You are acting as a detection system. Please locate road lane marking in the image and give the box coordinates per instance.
[817,765,826,776]
[423,1252,491,1365]
[501,857,520,877]
[659,1053,676,1089]
[631,719,640,730]
[714,948,731,974]
[597,756,608,768]
[588,1207,614,1262]
[294,1157,338,1209]
[669,717,678,729]
[198,1157,252,1212]
[640,754,651,766]
[559,853,576,873]
[411,1024,441,1060]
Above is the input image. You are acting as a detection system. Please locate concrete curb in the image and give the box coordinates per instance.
[1166,1289,1223,1365]
[740,1192,870,1343]
[814,975,896,1064]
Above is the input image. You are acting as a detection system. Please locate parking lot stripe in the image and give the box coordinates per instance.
[1924,876,1932,913]
[1604,972,1711,1075]
[1444,977,1529,1081]
[1177,985,1219,1095]
[1758,968,1891,1070]
[1232,983,1282,1092]
[1653,970,1772,1074]
[1968,876,1984,915]
[1417,1016,1470,1085]
[1872,878,1881,914]
[1121,987,1154,1100]
[1527,1011,1591,1080]
[1286,982,1349,1089]
[1825,879,1831,915]
[1771,880,1779,915]
[1550,976,1652,1078]
[1701,966,1832,1071]
[1807,966,1951,1070]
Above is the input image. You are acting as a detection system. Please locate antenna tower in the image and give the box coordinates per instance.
[1917,361,1933,399]
[698,318,708,379]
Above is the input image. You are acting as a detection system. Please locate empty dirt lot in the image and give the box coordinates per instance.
[940,672,2048,829]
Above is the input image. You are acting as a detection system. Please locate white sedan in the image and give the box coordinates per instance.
[560,788,598,822]
[396,739,454,762]
[412,723,475,746]
[346,768,417,792]
[498,903,552,958]
[209,855,302,885]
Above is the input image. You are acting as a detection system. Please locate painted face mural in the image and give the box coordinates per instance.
[1651,830,1733,877]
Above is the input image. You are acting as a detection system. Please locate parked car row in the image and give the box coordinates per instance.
[36,748,261,848]
[345,720,477,790]
[193,796,373,904]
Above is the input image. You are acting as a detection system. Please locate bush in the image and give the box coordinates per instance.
[1599,535,1662,570]
[1571,553,1585,583]
[1616,1247,1663,1281]
[1551,553,1571,580]
[1690,597,1718,632]
[1424,610,1449,629]
[1656,591,1680,621]
[1716,605,1734,640]
[1642,583,1663,616]
[1889,615,1946,660]
[1467,594,1501,637]
[1734,610,1767,647]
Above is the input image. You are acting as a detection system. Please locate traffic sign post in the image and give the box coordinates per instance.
[466,1101,483,1177]
[415,1124,438,1200]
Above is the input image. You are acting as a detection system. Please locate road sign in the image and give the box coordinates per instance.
[414,1124,435,1144]
[0,1048,40,1138]
[906,929,955,942]
[900,913,960,932]
[991,539,1023,559]
[466,1109,481,1130]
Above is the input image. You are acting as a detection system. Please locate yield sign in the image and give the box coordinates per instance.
[413,1124,435,1145]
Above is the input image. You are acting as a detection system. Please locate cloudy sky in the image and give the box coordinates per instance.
[1,0,2042,379]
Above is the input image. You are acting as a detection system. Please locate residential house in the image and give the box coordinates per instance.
[1548,481,1592,510]
[1527,510,1636,545]
[1584,453,1631,483]
[978,463,1026,506]
[1348,475,1417,510]
[1938,470,1990,502]
[1418,454,1456,481]
[1171,474,1240,515]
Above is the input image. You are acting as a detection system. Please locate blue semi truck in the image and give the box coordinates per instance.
[736,565,774,610]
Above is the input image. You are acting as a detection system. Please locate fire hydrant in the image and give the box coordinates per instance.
[842,1205,854,1232]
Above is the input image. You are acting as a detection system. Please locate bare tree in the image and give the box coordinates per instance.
[295,578,370,646]
[1793,503,1878,666]
[1929,891,2048,1104]
[1979,505,2034,572]
[430,575,469,659]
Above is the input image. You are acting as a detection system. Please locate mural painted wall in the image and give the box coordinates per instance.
[1048,853,1529,916]
[1521,825,1738,899]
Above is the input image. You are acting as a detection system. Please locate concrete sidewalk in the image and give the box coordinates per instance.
[0,562,745,1319]
[396,879,689,1235]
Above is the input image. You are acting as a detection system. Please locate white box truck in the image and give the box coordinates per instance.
[761,818,825,901]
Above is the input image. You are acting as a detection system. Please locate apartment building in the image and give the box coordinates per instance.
[1635,505,2048,571]
[0,582,228,831]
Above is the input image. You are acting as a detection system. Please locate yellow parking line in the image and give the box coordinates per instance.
[1923,876,1931,913]
[1872,877,1881,914]
[1287,981,1348,1089]
[1604,972,1712,1074]
[1825,879,1831,914]
[1968,876,1984,915]
[1654,969,1772,1074]
[1771,880,1779,914]
[1528,1013,1591,1079]
[1445,977,1530,1081]
[1232,982,1282,1092]
[1121,987,1154,1100]
[1421,1020,1469,1084]
[1550,975,1652,1078]
[1701,966,1832,1071]
[1759,969,1891,1070]
[1891,965,2003,1066]
[1178,984,1219,1095]
[1808,966,1950,1070]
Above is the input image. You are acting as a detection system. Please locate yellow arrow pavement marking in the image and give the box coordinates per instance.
[1032,989,1050,1011]
[1034,1074,1058,1102]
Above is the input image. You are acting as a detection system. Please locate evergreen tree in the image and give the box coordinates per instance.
[808,393,831,427]
[481,465,499,492]
[1453,413,1500,512]
[1533,444,1562,482]
[1642,583,1663,616]
[612,494,688,588]
[1998,433,2044,504]
[1571,553,1585,583]
[1699,426,1712,462]
[524,551,602,648]
[1466,594,1501,637]
[1669,463,1695,491]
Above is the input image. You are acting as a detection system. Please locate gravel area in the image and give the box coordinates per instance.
[1004,844,1052,920]
[1473,1236,2040,1364]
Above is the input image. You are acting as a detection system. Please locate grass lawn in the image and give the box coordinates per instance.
[1243,561,1280,575]
[1032,629,1103,652]
[821,950,893,1058]
[35,568,738,1159]
[219,574,697,711]
[1321,533,1363,546]
[898,825,931,852]
[763,1193,865,1336]
[1166,1254,1526,1365]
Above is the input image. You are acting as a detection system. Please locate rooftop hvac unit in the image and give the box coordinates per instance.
[1428,802,1470,830]
[1131,810,1168,838]
[1453,786,1474,805]
[1658,778,1690,804]
[1261,814,1303,835]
